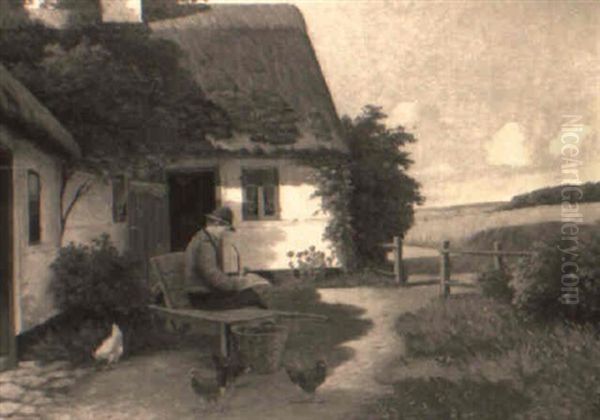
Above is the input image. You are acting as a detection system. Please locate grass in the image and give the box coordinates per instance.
[403,254,495,276]
[396,294,528,362]
[363,293,600,419]
[356,377,529,420]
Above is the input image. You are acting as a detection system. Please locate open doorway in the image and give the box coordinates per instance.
[0,149,15,370]
[168,170,217,251]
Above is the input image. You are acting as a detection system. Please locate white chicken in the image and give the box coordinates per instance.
[93,323,124,365]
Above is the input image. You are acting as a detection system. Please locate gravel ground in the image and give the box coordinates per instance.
[40,285,440,420]
[0,360,91,419]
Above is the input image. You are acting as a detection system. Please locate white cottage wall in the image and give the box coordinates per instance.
[60,156,335,277]
[218,158,334,271]
[0,126,64,333]
[61,173,128,253]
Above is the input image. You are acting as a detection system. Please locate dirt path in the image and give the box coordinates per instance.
[45,286,439,420]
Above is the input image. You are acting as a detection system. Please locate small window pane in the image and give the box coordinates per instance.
[28,171,40,244]
[243,185,259,219]
[241,168,279,220]
[263,185,277,216]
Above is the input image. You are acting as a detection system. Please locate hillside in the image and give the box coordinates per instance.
[498,182,600,211]
[406,201,600,248]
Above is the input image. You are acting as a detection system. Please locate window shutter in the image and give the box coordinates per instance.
[127,181,170,275]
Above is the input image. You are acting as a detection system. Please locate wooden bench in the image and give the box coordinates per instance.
[147,252,326,358]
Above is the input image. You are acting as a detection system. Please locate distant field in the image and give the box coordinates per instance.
[401,202,600,277]
[406,202,600,248]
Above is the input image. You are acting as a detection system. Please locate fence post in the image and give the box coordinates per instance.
[493,241,504,271]
[440,240,451,298]
[393,236,404,285]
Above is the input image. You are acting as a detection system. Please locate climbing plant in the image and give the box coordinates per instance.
[343,105,423,266]
[296,150,357,270]
[297,105,423,270]
[0,17,231,159]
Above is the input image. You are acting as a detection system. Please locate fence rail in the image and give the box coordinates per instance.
[378,238,534,295]
[379,236,405,285]
[439,240,535,298]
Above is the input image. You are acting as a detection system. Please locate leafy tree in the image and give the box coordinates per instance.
[499,181,600,211]
[0,18,231,162]
[343,105,423,266]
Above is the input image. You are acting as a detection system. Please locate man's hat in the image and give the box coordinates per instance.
[206,206,234,227]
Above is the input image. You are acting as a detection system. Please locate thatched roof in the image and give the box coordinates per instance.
[0,64,81,158]
[150,4,346,154]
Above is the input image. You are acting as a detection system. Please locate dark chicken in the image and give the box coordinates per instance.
[189,368,222,403]
[285,359,327,402]
[189,353,248,404]
[212,352,249,390]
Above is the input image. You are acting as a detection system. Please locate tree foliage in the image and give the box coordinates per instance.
[0,18,231,163]
[498,182,600,211]
[343,105,423,266]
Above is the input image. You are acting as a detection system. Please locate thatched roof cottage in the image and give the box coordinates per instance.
[0,64,81,369]
[63,4,348,272]
[0,3,347,358]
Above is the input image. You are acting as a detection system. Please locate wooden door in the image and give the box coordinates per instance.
[0,149,16,371]
[127,181,170,277]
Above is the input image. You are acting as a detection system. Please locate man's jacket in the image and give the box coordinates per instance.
[185,228,267,293]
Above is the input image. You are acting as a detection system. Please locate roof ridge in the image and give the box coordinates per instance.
[150,3,307,32]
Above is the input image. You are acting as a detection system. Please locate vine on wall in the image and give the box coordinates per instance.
[296,151,357,271]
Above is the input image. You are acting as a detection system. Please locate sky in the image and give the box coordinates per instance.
[222,0,600,207]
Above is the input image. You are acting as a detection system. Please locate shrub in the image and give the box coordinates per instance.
[46,234,152,363]
[511,235,600,323]
[477,269,514,302]
[50,234,148,318]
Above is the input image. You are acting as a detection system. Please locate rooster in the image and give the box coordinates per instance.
[285,359,327,403]
[212,352,249,392]
[93,323,123,366]
[190,353,249,404]
[189,368,223,405]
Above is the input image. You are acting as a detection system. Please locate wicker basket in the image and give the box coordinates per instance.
[231,322,288,374]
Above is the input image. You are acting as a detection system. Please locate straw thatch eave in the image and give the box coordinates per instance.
[150,4,347,154]
[0,64,81,159]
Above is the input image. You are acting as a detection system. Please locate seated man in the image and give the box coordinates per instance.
[184,206,271,310]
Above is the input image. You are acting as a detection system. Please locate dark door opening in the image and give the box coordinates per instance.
[0,149,15,370]
[168,171,217,251]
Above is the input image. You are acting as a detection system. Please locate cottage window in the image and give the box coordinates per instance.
[112,175,128,223]
[242,168,279,220]
[27,171,41,244]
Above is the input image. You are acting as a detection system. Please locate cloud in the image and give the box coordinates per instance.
[387,101,420,128]
[485,122,531,167]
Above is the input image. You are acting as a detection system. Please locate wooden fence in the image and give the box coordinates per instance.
[378,236,405,285]
[378,238,535,294]
[439,240,535,298]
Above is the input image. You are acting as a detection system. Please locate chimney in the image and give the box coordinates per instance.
[100,0,142,23]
